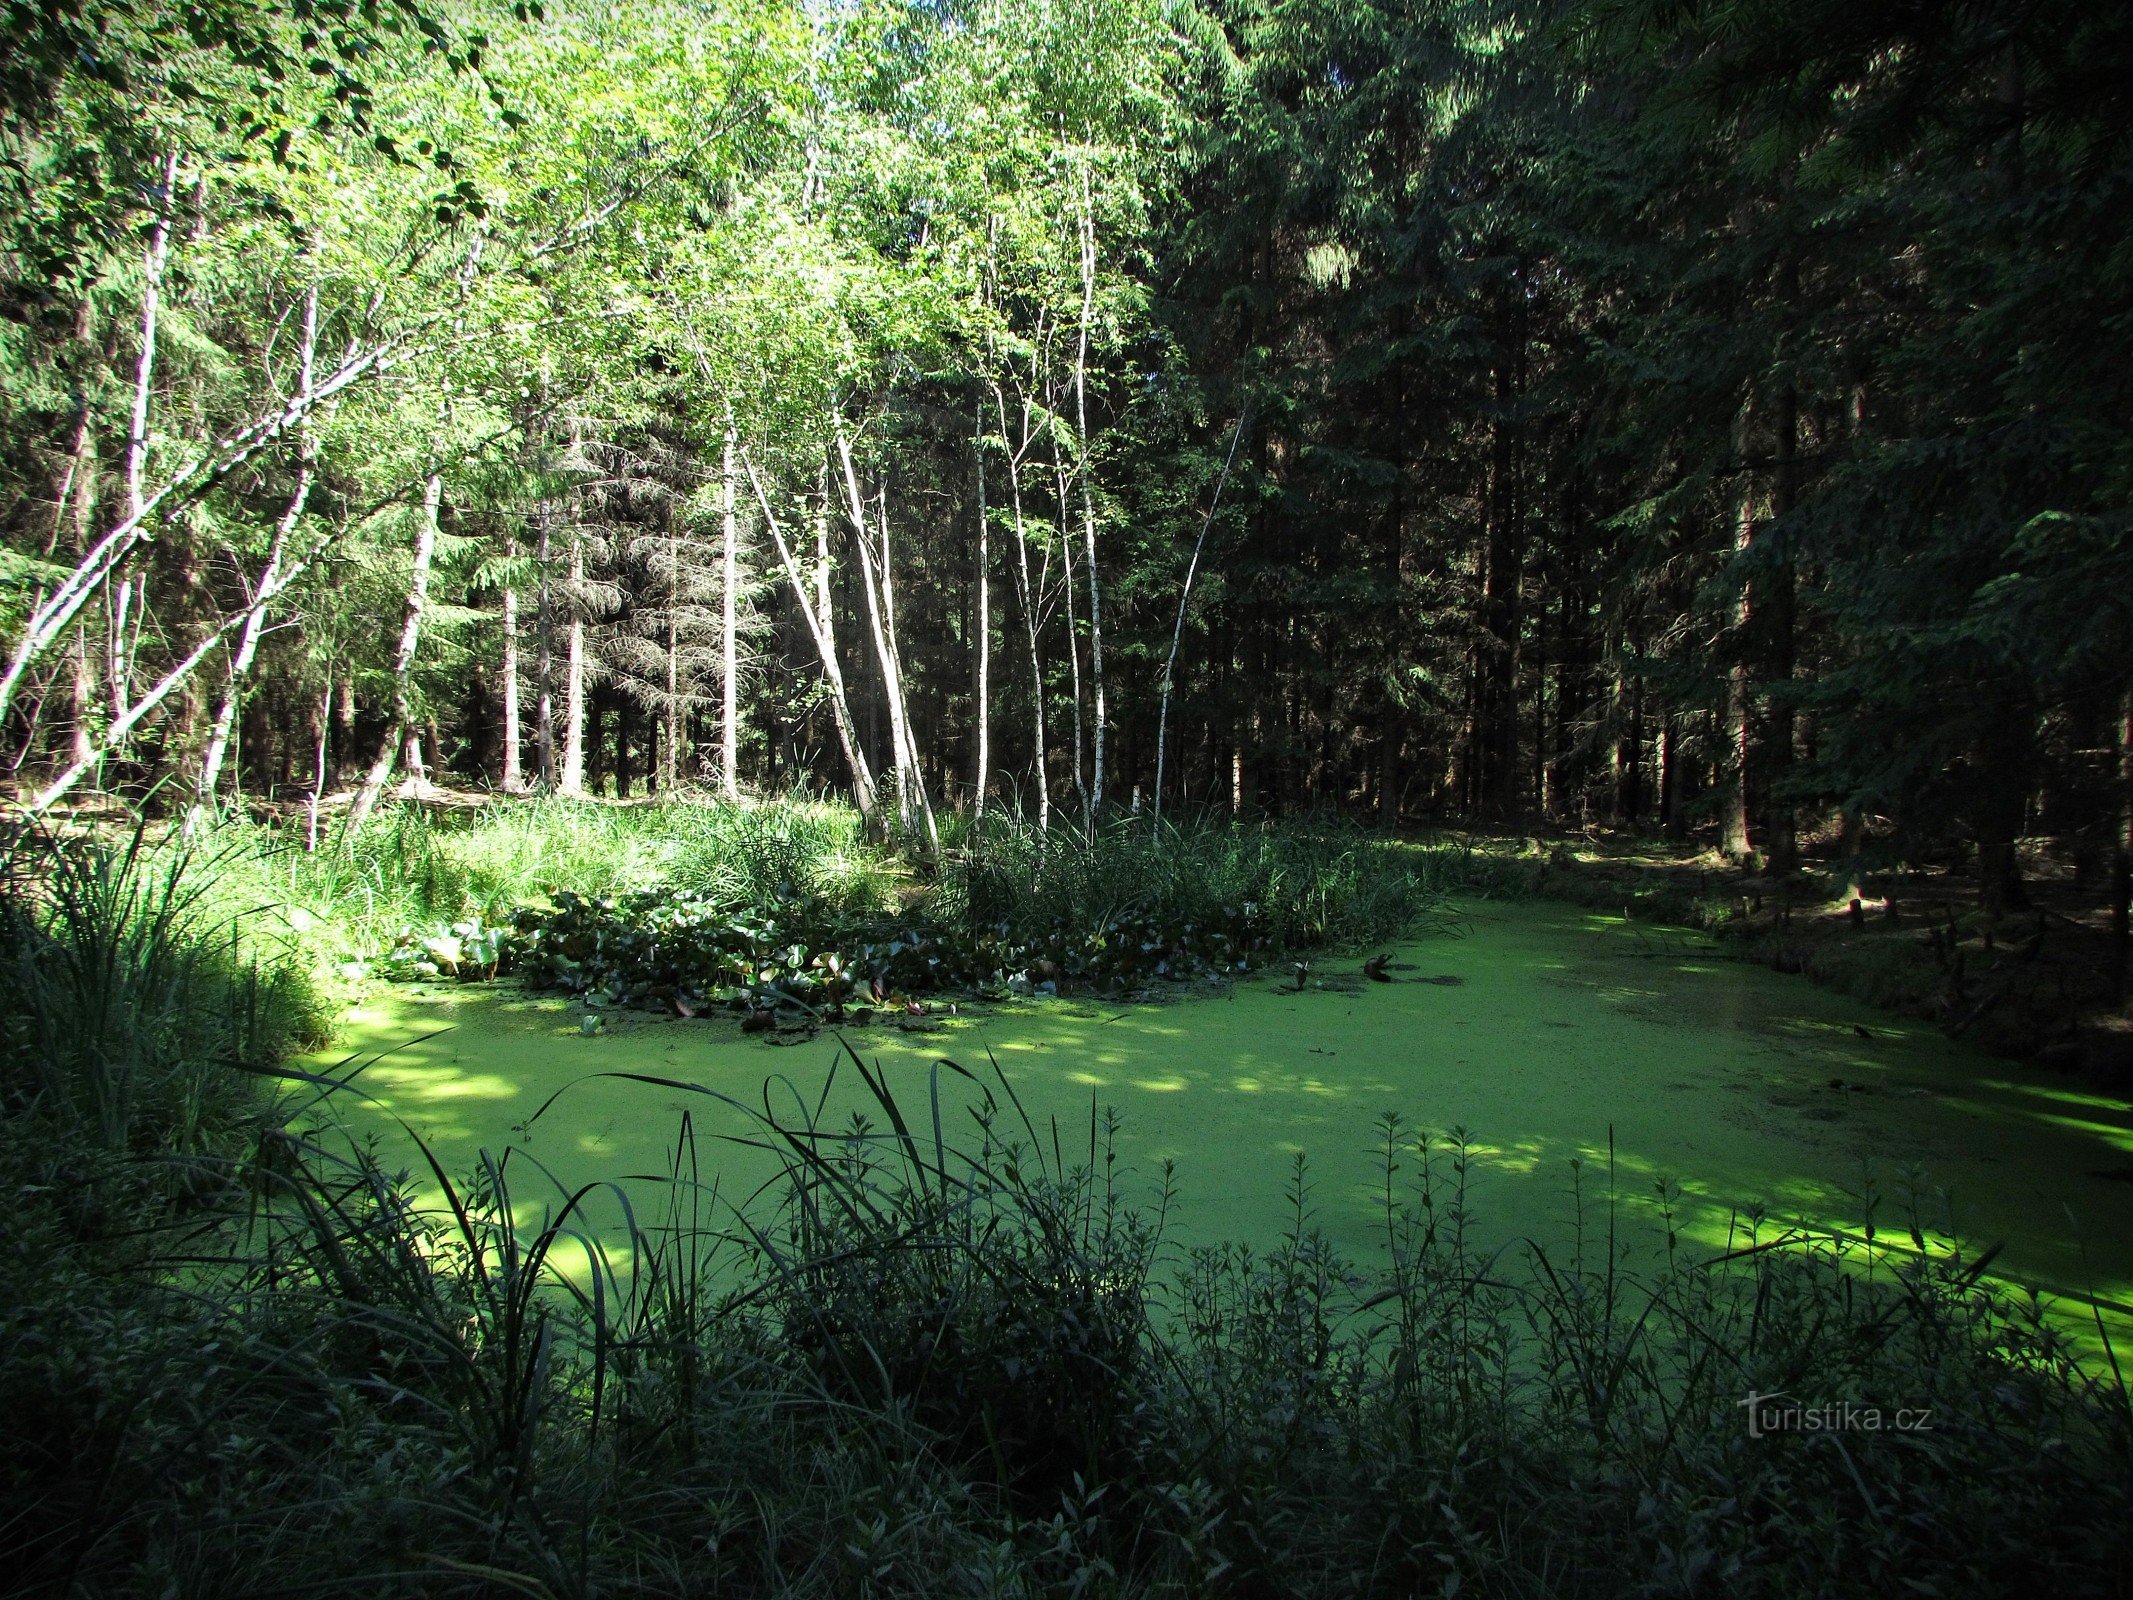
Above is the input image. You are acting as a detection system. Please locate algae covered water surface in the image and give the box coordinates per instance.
[313,899,2133,1322]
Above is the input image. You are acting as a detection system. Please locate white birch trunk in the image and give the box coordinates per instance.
[191,283,321,826]
[720,422,741,798]
[995,384,1050,831]
[1051,426,1086,808]
[973,404,990,820]
[1154,405,1252,828]
[1074,165,1107,816]
[105,578,134,733]
[743,457,881,816]
[500,580,524,791]
[346,465,442,828]
[125,154,180,524]
[560,527,585,795]
[102,154,181,764]
[535,502,557,789]
[835,423,936,848]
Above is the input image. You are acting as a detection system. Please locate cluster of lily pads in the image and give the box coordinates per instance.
[374,886,1270,1020]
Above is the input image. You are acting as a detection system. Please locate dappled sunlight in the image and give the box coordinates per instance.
[2026,1114,2133,1154]
[366,1064,522,1103]
[314,898,2133,1340]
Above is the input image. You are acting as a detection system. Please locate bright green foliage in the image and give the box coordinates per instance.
[3,0,2128,912]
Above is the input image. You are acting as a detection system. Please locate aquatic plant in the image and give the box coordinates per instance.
[359,807,1465,1009]
[0,820,322,1156]
[7,1033,2129,1598]
[11,819,2127,1596]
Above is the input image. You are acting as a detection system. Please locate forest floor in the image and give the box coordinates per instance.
[1491,827,2133,1085]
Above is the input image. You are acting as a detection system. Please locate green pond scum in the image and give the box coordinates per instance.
[314,898,2133,1340]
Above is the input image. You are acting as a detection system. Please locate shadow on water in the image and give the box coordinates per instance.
[307,897,2133,1337]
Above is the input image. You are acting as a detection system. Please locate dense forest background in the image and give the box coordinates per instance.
[3,0,2129,915]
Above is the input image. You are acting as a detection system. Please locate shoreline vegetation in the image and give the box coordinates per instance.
[5,801,2131,1596]
[5,0,2132,1584]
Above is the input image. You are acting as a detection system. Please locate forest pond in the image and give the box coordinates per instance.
[315,899,2133,1334]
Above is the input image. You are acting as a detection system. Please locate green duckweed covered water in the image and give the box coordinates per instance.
[311,899,2133,1327]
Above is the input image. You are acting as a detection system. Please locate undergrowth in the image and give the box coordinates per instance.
[359,806,1470,1013]
[9,1036,2129,1598]
[224,795,903,962]
[10,822,2129,1598]
[0,821,325,1161]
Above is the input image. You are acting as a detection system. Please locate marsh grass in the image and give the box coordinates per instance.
[931,811,1458,951]
[188,795,903,961]
[13,1030,2132,1596]
[173,800,1509,993]
[0,820,323,1158]
[9,821,2133,1598]
[227,801,1484,1005]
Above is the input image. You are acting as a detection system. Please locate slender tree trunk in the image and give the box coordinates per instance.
[62,423,100,771]
[45,297,97,565]
[347,467,442,829]
[1052,429,1087,810]
[191,285,320,827]
[662,520,680,792]
[331,673,354,786]
[1074,166,1107,816]
[1765,375,1799,875]
[68,635,96,769]
[876,481,911,776]
[1478,303,1523,818]
[738,446,876,818]
[996,385,1050,830]
[720,422,741,798]
[104,572,133,748]
[1660,714,1682,837]
[1610,638,1643,825]
[406,721,433,798]
[811,473,872,812]
[1724,398,1758,861]
[1154,406,1250,828]
[836,423,936,847]
[38,296,104,775]
[560,527,585,795]
[96,153,183,770]
[535,502,557,788]
[308,680,331,849]
[125,154,179,526]
[590,691,610,796]
[973,402,990,820]
[500,579,523,790]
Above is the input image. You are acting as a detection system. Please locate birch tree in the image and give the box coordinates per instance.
[190,282,323,825]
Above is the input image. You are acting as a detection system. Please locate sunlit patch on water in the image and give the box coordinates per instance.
[311,898,2133,1348]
